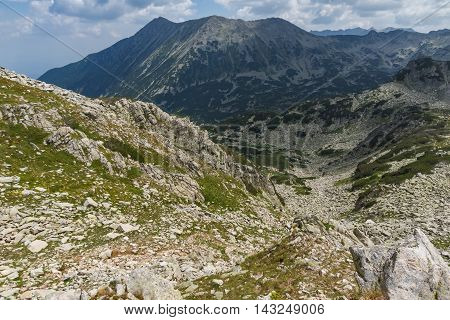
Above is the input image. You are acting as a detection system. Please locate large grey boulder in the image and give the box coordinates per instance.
[45,289,89,300]
[125,268,182,300]
[350,229,450,299]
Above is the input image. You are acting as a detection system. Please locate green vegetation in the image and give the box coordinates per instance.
[103,137,183,172]
[317,147,346,157]
[351,119,450,210]
[197,174,248,211]
[432,236,450,250]
[0,122,142,204]
[181,234,358,300]
[0,77,74,110]
[270,172,312,196]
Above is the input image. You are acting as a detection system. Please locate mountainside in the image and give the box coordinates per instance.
[1,60,449,300]
[40,16,450,121]
[212,57,450,260]
[0,67,294,300]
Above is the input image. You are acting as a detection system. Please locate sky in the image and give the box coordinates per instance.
[0,0,449,78]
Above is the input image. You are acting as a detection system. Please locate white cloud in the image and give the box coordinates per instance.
[214,0,450,31]
[47,0,194,21]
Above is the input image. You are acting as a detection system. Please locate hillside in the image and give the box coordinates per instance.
[1,59,449,300]
[0,67,292,300]
[39,16,450,121]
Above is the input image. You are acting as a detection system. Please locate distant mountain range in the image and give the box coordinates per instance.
[310,27,416,37]
[39,16,450,121]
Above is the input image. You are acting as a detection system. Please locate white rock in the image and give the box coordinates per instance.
[106,232,121,240]
[102,202,111,209]
[212,279,224,286]
[27,240,48,253]
[0,176,20,184]
[7,272,19,280]
[60,243,73,252]
[45,290,88,300]
[0,288,19,298]
[116,284,126,296]
[99,249,113,260]
[22,189,37,196]
[84,197,98,208]
[0,268,17,276]
[351,229,450,300]
[171,228,183,235]
[118,224,139,234]
[125,268,182,300]
[30,267,44,278]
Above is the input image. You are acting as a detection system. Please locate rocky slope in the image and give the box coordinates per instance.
[0,67,292,300]
[39,16,450,121]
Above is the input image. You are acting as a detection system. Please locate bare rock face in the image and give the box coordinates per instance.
[350,229,450,300]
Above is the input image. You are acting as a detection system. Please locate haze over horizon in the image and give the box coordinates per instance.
[0,0,449,78]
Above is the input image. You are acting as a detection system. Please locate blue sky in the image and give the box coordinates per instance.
[1,0,449,78]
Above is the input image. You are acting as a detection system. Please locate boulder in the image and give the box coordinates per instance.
[84,197,98,208]
[350,229,450,299]
[118,223,139,234]
[0,176,20,184]
[125,268,182,300]
[27,240,48,253]
[45,289,88,300]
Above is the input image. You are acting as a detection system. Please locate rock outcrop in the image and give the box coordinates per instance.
[350,229,450,300]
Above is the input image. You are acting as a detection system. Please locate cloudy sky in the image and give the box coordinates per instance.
[1,0,449,78]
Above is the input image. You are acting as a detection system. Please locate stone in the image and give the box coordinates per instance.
[27,240,48,253]
[118,224,139,234]
[212,279,224,286]
[214,291,224,299]
[171,228,183,235]
[30,267,44,278]
[0,288,19,298]
[99,249,113,260]
[45,290,88,300]
[350,229,450,300]
[22,189,37,196]
[1,268,17,276]
[7,271,19,280]
[60,243,73,252]
[84,197,98,208]
[116,283,126,297]
[0,176,20,184]
[106,232,121,240]
[125,268,182,300]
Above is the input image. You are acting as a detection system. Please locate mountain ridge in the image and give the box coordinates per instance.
[40,16,450,121]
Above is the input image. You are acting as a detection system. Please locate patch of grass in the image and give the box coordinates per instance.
[432,236,450,250]
[126,166,142,180]
[270,172,312,196]
[104,137,182,172]
[0,77,73,110]
[381,150,450,185]
[197,174,248,211]
[104,138,146,163]
[317,148,345,157]
[0,122,142,206]
[182,234,358,300]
